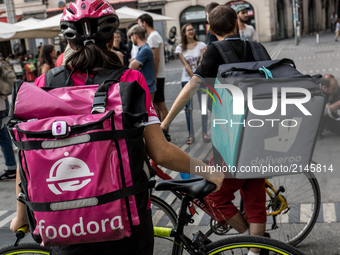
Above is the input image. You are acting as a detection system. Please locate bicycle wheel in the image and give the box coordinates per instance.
[151,195,181,253]
[261,172,320,246]
[0,243,50,255]
[204,236,305,255]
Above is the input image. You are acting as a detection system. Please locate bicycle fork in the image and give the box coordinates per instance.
[265,180,289,230]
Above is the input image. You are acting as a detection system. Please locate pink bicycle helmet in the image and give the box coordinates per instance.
[60,0,119,47]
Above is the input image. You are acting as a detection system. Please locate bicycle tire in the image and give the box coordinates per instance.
[151,194,178,227]
[204,236,305,255]
[0,243,50,255]
[240,171,320,246]
[151,195,184,254]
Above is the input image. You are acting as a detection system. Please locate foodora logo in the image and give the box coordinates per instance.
[199,83,312,116]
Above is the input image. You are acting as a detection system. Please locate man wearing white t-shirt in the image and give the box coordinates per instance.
[234,4,258,42]
[138,14,169,136]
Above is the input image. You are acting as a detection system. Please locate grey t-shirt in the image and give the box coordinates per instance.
[240,24,258,42]
[147,30,165,78]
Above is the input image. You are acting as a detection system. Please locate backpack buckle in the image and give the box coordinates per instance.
[91,106,106,114]
[92,92,107,114]
[52,121,70,138]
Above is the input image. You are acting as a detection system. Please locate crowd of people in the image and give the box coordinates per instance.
[0,1,338,255]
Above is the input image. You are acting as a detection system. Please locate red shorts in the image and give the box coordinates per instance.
[204,178,266,224]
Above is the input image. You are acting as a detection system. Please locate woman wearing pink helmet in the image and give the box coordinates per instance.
[10,0,223,254]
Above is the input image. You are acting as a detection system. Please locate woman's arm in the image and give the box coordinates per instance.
[144,124,224,191]
[160,76,201,131]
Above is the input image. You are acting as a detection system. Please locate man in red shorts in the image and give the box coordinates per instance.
[161,6,267,253]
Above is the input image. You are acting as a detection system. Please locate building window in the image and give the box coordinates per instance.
[0,0,4,4]
[180,6,207,42]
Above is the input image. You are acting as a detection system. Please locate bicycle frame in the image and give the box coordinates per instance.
[153,195,211,255]
[152,159,286,221]
[265,179,288,216]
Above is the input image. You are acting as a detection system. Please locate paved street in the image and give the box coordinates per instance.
[1,32,340,254]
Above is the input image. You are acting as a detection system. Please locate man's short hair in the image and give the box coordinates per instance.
[138,14,154,28]
[127,24,146,39]
[209,5,237,36]
[205,2,219,14]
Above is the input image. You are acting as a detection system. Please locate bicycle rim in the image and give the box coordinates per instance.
[0,243,50,255]
[204,236,305,255]
[265,172,320,246]
[151,195,183,254]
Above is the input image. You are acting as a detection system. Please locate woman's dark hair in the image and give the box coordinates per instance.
[38,44,55,75]
[180,23,199,52]
[209,5,237,37]
[65,42,123,73]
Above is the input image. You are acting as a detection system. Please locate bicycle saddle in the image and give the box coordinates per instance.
[155,177,216,199]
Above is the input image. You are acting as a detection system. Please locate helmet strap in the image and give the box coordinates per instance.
[83,39,95,46]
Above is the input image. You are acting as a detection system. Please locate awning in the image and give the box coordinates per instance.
[115,6,175,21]
[0,7,174,41]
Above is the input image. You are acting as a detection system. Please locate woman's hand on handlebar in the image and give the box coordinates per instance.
[10,216,29,233]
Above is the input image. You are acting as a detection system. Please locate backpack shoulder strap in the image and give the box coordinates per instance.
[92,67,129,85]
[45,66,73,88]
[247,41,271,61]
[45,66,129,88]
[211,40,240,63]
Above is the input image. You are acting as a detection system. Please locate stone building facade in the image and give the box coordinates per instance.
[138,0,340,43]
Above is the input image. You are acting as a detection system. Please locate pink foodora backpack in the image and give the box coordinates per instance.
[7,69,154,246]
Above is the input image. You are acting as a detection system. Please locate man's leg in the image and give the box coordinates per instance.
[154,102,168,121]
[249,223,266,236]
[324,116,340,135]
[241,179,267,254]
[0,111,16,179]
[224,211,248,233]
[204,178,249,232]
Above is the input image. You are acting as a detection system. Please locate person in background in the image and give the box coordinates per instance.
[137,14,169,138]
[319,75,340,136]
[24,54,36,82]
[10,2,224,254]
[331,12,338,32]
[127,22,139,62]
[335,19,340,41]
[113,30,130,67]
[38,44,57,76]
[161,7,269,255]
[205,2,218,45]
[27,53,37,69]
[0,96,17,180]
[234,4,258,41]
[35,42,43,59]
[128,24,156,101]
[175,23,210,145]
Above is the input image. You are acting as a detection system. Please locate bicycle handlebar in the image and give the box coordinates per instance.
[14,225,28,247]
